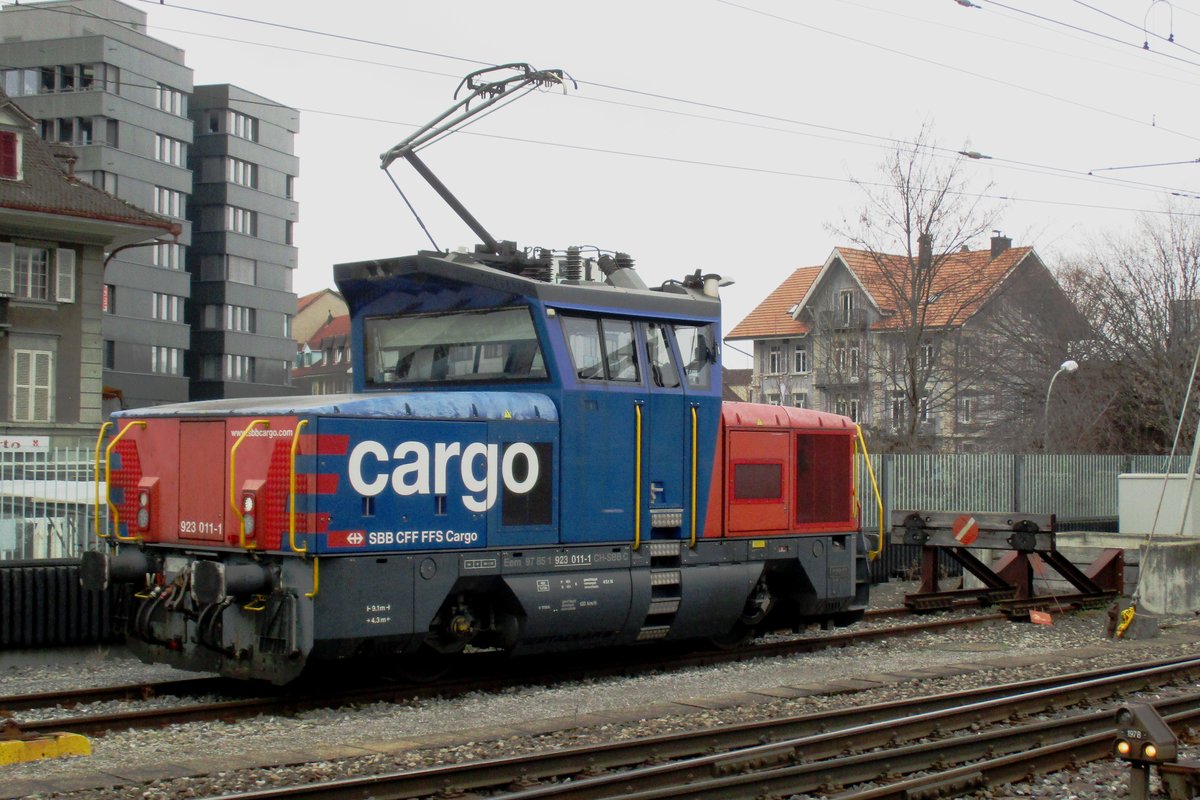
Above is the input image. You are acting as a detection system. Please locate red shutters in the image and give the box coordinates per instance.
[0,131,18,180]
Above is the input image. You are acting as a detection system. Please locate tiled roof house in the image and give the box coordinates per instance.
[727,235,1081,450]
[1,89,178,439]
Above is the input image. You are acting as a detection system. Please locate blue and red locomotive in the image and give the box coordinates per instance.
[81,65,871,683]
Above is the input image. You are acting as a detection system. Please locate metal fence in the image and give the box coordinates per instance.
[0,445,103,562]
[0,446,1191,563]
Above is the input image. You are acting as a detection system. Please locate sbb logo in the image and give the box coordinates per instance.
[348,439,542,513]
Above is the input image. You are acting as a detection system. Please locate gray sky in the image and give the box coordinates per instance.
[83,1,1200,365]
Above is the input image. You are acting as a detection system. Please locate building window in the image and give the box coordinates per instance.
[225,304,255,332]
[156,84,186,116]
[285,174,295,199]
[226,206,257,235]
[835,396,847,417]
[103,340,115,370]
[794,392,807,409]
[835,347,846,371]
[228,111,258,141]
[82,170,117,193]
[848,399,861,423]
[227,255,256,284]
[152,293,183,322]
[153,186,185,218]
[227,157,257,188]
[793,344,809,374]
[920,343,935,371]
[284,314,293,338]
[151,346,182,375]
[226,354,255,382]
[959,396,974,424]
[285,220,294,245]
[0,130,21,180]
[154,134,186,166]
[840,290,854,324]
[103,284,116,314]
[152,242,184,270]
[919,396,930,423]
[0,245,73,302]
[11,349,53,422]
[768,345,781,374]
[849,346,860,376]
[891,395,905,428]
[1,68,39,97]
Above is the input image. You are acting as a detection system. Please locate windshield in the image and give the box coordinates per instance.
[364,306,547,386]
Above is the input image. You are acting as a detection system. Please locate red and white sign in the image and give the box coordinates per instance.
[1030,609,1053,626]
[326,530,365,548]
[951,514,980,546]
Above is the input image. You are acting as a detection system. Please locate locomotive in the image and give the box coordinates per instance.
[81,65,872,684]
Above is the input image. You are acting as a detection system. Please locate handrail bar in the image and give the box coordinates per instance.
[230,419,270,550]
[93,422,113,540]
[288,419,310,555]
[689,406,699,549]
[104,421,146,542]
[856,425,885,561]
[634,402,643,551]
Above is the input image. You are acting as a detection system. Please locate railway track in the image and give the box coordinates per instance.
[3,610,1000,735]
[190,654,1200,800]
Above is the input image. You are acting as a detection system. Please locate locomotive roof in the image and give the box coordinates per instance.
[334,251,722,322]
[114,391,558,421]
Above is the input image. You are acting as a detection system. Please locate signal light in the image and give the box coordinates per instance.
[241,491,256,537]
[1114,703,1177,764]
[136,489,151,531]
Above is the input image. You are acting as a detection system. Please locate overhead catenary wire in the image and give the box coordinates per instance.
[2,0,1198,219]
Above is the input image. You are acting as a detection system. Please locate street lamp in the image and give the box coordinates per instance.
[1043,359,1079,450]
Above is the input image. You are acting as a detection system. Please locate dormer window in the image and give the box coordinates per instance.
[0,130,21,181]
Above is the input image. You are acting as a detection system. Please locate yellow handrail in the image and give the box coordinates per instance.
[634,403,643,551]
[230,418,270,549]
[104,421,146,542]
[288,419,309,554]
[305,557,320,598]
[689,406,698,548]
[93,422,113,540]
[856,425,885,561]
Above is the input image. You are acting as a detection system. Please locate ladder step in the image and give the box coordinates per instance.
[646,540,681,558]
[636,625,671,641]
[648,598,680,615]
[650,569,681,587]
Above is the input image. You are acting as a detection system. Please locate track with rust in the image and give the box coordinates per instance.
[190,654,1200,800]
[3,608,1000,736]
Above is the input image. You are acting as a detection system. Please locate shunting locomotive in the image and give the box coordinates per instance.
[81,65,871,683]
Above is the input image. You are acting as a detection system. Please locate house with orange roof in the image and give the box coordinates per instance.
[293,288,347,346]
[291,310,351,395]
[727,234,1085,451]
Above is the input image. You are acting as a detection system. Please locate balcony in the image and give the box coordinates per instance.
[813,367,865,388]
[812,308,869,330]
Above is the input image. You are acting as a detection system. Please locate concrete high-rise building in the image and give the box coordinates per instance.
[187,85,298,399]
[0,0,299,407]
[0,0,193,409]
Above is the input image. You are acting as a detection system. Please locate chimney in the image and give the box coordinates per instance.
[918,233,932,272]
[991,231,1012,259]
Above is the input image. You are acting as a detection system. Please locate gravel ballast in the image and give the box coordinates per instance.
[2,584,1198,800]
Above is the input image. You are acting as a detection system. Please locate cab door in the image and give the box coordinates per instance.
[641,322,687,536]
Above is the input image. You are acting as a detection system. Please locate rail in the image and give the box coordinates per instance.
[634,402,643,550]
[102,420,145,542]
[287,419,309,555]
[689,405,699,548]
[229,419,270,549]
[856,425,884,561]
[92,421,113,540]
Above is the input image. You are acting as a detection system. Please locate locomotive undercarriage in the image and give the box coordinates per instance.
[91,532,869,684]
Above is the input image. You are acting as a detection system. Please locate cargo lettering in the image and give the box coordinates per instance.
[348,440,540,513]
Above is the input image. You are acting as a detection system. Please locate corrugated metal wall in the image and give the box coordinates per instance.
[0,559,116,647]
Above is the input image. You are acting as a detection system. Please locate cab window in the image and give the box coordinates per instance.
[562,315,640,383]
[674,323,716,389]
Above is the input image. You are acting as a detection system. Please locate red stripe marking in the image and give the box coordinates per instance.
[314,434,349,455]
[312,473,339,494]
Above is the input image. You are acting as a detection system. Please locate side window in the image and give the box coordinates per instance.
[602,319,639,382]
[563,316,604,380]
[562,315,640,383]
[645,323,680,388]
[674,323,716,389]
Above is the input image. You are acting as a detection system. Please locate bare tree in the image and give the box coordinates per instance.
[828,123,1003,447]
[1062,206,1200,453]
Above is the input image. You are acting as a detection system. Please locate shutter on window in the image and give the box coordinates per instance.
[0,131,17,180]
[13,350,30,421]
[0,242,14,295]
[33,351,52,421]
[55,248,76,303]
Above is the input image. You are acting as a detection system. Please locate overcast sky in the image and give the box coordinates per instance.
[42,0,1200,365]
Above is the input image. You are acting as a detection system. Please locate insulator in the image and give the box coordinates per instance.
[564,246,583,281]
[615,252,635,271]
